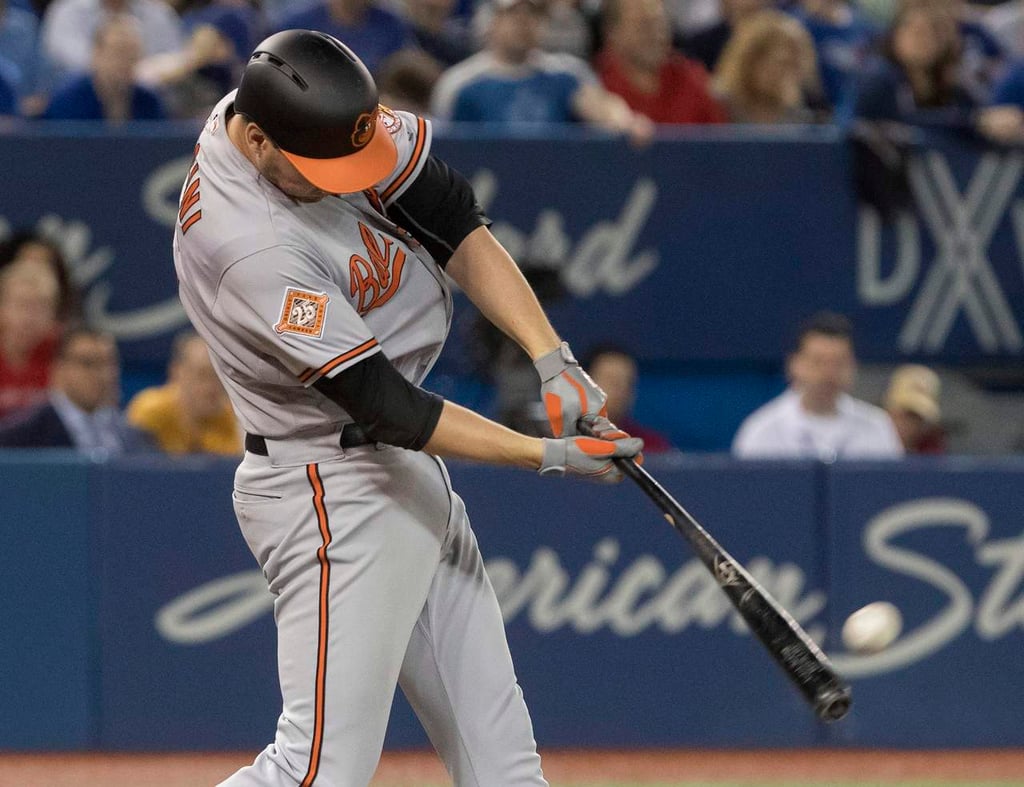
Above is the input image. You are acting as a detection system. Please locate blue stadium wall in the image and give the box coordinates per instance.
[1,452,1022,750]
[1,125,1023,750]
[2,123,1023,450]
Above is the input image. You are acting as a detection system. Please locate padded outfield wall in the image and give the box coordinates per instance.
[1,452,1021,750]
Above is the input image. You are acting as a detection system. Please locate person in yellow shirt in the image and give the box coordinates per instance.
[127,330,241,455]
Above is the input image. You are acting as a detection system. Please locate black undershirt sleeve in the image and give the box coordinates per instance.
[388,155,490,268]
[313,353,443,450]
[312,157,484,447]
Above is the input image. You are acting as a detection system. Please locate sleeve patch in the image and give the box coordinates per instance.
[274,288,330,338]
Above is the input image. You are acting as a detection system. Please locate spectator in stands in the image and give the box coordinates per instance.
[664,0,721,38]
[732,312,903,459]
[682,0,768,72]
[0,253,60,418]
[0,230,76,320]
[377,47,445,115]
[848,0,1004,101]
[400,0,472,67]
[0,327,151,453]
[470,263,565,437]
[1,0,48,113]
[174,0,256,61]
[136,3,254,119]
[977,60,1024,143]
[838,0,974,127]
[433,0,653,143]
[40,0,182,80]
[884,363,946,454]
[42,15,167,121]
[126,330,241,455]
[541,0,593,59]
[273,0,414,76]
[584,343,674,453]
[788,0,877,111]
[984,0,1024,60]
[951,0,1006,104]
[595,0,727,124]
[714,10,823,123]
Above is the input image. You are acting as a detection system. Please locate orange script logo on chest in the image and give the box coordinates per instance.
[349,222,407,315]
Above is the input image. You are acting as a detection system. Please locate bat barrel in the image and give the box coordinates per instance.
[578,418,854,724]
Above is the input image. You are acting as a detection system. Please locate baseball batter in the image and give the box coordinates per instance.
[173,30,643,787]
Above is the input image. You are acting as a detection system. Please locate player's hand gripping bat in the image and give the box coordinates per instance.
[579,419,852,722]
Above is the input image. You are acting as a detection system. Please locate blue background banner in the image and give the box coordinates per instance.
[826,459,1024,747]
[0,453,94,749]
[3,452,1023,750]
[2,125,1023,369]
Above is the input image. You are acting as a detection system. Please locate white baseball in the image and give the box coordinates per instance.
[841,601,903,654]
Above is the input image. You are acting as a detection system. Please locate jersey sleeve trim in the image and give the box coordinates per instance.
[298,338,381,385]
[381,116,431,205]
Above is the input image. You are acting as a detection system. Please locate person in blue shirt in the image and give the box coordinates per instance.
[788,0,878,110]
[402,0,472,67]
[42,14,165,121]
[990,60,1024,107]
[273,0,413,75]
[837,0,973,128]
[432,0,651,141]
[976,59,1024,144]
[0,0,47,106]
[132,3,256,119]
[959,16,1005,102]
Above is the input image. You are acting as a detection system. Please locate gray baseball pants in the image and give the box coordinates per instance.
[218,444,547,787]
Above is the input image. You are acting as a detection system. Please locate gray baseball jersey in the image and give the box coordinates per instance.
[174,94,547,786]
[175,93,450,459]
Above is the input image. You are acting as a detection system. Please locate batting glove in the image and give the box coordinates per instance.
[538,426,644,483]
[534,341,607,437]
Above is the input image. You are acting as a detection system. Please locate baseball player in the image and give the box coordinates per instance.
[173,30,643,787]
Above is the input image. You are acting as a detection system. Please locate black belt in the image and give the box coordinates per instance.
[245,424,373,456]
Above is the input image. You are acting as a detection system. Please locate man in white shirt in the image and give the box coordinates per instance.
[732,312,903,460]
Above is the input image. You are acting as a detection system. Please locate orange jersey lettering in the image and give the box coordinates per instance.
[178,144,203,234]
[349,222,406,315]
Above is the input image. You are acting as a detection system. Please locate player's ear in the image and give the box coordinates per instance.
[242,121,271,153]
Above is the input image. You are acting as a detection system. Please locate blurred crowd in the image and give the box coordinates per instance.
[0,0,1023,141]
[0,0,1018,459]
[0,224,958,459]
[0,229,242,455]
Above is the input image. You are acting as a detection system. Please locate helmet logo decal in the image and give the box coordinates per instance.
[351,111,376,148]
[379,105,403,135]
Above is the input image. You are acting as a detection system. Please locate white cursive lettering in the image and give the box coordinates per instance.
[471,170,659,297]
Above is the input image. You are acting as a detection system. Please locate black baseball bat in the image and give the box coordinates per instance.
[580,422,852,722]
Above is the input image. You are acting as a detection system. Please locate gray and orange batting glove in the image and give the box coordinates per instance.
[538,424,644,483]
[534,341,607,437]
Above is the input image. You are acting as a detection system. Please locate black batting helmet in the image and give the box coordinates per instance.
[234,29,398,193]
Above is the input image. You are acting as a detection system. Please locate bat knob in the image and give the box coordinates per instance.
[815,684,853,722]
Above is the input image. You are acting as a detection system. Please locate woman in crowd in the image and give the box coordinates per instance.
[838,0,974,126]
[0,231,76,418]
[714,10,823,123]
